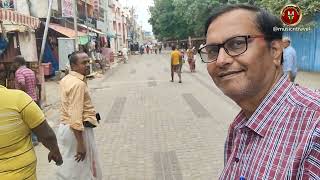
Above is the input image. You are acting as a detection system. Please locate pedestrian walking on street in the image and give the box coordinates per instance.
[282,37,298,82]
[122,47,129,63]
[150,44,154,54]
[192,47,197,71]
[199,4,320,179]
[154,45,158,54]
[101,45,113,70]
[14,55,40,145]
[0,85,63,179]
[146,45,150,54]
[170,46,182,83]
[159,44,162,54]
[140,45,144,55]
[179,49,186,73]
[56,51,102,180]
[187,47,196,72]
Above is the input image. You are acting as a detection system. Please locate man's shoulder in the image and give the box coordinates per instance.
[15,67,24,73]
[289,46,296,51]
[17,67,34,74]
[0,88,31,104]
[286,46,296,54]
[289,85,320,111]
[2,88,25,96]
[60,74,85,86]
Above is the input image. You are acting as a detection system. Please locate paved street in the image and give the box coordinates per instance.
[35,52,320,180]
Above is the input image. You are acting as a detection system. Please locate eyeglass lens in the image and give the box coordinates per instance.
[200,36,248,62]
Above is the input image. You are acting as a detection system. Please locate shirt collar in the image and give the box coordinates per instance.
[69,71,85,81]
[232,74,293,137]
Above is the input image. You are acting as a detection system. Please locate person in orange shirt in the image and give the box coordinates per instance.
[170,46,182,83]
[57,51,102,180]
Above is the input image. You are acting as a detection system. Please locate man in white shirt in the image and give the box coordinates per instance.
[282,37,298,82]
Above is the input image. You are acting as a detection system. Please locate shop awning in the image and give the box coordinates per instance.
[49,23,87,38]
[78,24,105,35]
[0,9,40,29]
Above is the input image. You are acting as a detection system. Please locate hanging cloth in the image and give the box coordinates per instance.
[0,37,8,55]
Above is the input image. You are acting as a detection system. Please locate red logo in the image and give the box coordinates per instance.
[280,4,302,26]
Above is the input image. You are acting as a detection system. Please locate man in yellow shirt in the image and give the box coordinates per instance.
[0,85,63,179]
[57,51,102,180]
[170,46,182,83]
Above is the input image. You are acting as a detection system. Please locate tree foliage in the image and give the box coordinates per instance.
[257,0,320,19]
[149,0,222,40]
[149,0,320,40]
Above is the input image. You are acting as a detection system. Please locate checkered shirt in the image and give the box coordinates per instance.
[15,66,37,101]
[220,75,320,179]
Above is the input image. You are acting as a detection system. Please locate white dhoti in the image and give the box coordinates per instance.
[56,124,102,180]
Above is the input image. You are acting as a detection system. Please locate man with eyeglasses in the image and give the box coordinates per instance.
[198,4,320,179]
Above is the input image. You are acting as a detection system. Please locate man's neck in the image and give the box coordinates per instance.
[237,71,283,118]
[238,96,266,118]
[70,69,84,75]
[70,70,86,82]
[75,71,82,75]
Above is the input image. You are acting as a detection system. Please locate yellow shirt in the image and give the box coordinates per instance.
[60,71,98,131]
[171,50,181,65]
[0,85,45,180]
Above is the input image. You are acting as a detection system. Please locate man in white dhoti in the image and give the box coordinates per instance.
[56,51,102,180]
[122,47,128,63]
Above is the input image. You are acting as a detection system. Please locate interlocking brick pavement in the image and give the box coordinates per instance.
[35,52,320,180]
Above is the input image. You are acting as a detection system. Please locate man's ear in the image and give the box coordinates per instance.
[270,40,283,66]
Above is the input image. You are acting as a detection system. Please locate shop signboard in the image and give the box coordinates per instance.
[62,0,73,17]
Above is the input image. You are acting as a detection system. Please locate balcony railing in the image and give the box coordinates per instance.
[0,9,40,29]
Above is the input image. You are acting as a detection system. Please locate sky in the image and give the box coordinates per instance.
[119,0,154,32]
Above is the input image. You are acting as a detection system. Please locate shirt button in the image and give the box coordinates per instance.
[234,157,240,163]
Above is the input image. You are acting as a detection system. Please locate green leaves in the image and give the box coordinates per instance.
[149,0,221,40]
[149,0,319,40]
[256,0,320,27]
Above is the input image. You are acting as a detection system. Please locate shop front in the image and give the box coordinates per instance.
[0,9,40,89]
